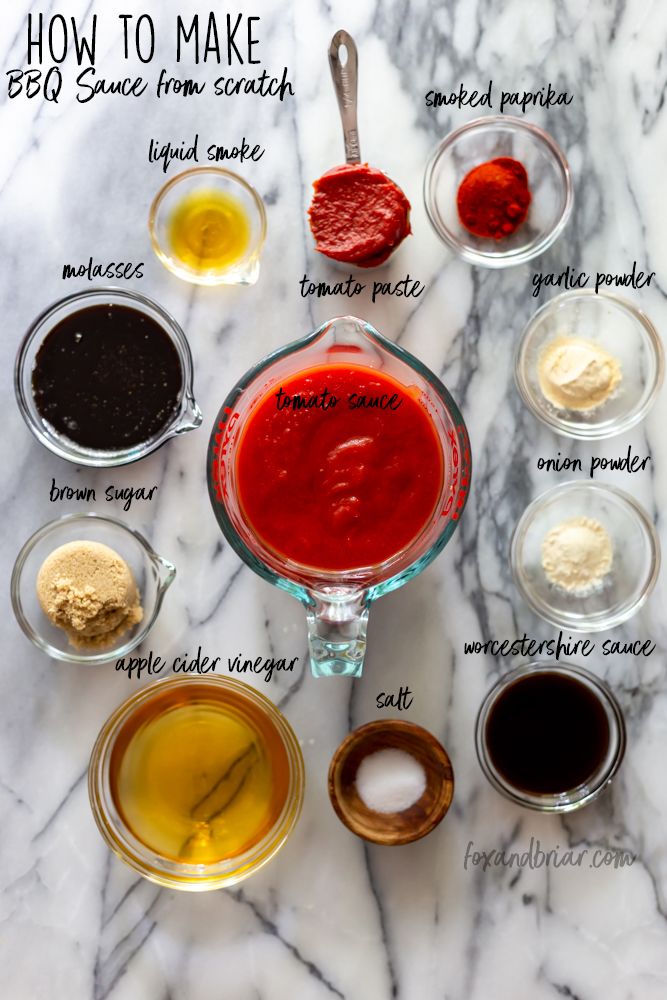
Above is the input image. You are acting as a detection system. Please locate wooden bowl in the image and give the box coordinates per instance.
[328,720,455,845]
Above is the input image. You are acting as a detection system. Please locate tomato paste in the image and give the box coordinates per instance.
[308,164,411,268]
[236,364,443,572]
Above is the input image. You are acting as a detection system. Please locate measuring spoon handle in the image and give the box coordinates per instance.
[328,30,361,164]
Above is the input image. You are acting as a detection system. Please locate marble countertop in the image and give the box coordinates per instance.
[3,0,667,997]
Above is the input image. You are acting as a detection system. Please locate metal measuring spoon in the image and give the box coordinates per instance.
[309,30,411,268]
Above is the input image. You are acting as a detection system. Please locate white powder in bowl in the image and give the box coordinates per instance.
[538,337,622,412]
[541,516,613,595]
[355,748,427,814]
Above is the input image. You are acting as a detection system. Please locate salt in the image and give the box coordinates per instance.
[356,747,427,814]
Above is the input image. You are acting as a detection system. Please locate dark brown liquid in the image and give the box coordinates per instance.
[32,304,183,451]
[485,671,611,795]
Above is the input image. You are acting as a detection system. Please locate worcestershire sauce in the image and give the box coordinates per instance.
[32,304,183,451]
[485,671,611,794]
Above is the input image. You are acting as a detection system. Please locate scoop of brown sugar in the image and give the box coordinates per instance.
[36,540,143,649]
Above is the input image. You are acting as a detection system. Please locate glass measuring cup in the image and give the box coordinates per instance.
[207,316,471,677]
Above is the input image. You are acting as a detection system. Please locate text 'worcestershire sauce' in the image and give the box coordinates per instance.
[485,671,611,795]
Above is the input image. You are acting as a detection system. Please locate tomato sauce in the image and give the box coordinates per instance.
[236,364,443,572]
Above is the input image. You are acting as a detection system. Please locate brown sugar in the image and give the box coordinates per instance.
[36,540,143,649]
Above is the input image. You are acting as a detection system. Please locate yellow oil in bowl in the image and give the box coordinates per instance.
[167,188,251,274]
[109,681,290,864]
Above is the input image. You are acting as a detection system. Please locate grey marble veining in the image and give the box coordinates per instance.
[2,0,667,997]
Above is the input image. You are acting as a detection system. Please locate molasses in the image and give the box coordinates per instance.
[32,303,183,451]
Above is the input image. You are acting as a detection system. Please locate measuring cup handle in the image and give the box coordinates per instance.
[328,29,361,164]
[306,590,369,677]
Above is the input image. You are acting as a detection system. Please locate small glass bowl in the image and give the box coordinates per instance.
[515,290,664,439]
[11,513,176,664]
[89,676,305,890]
[475,661,626,812]
[423,116,572,267]
[15,287,202,468]
[149,167,267,285]
[511,481,660,631]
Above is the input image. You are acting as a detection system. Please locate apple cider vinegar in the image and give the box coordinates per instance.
[108,681,291,864]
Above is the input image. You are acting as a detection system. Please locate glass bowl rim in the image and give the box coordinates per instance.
[423,114,573,268]
[88,674,305,890]
[510,479,661,631]
[475,659,627,812]
[14,286,200,468]
[514,289,665,439]
[10,511,176,664]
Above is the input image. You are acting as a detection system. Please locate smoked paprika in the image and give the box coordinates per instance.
[457,157,531,240]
